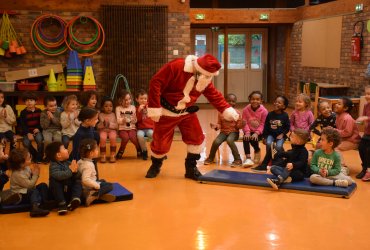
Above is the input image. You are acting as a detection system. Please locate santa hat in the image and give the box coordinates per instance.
[194,54,221,76]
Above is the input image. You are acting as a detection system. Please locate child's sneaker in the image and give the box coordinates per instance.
[362,171,370,181]
[356,169,367,179]
[283,176,292,183]
[85,191,98,206]
[267,178,281,190]
[231,159,242,168]
[116,151,124,160]
[341,166,350,176]
[99,193,116,203]
[203,158,214,165]
[251,165,267,173]
[253,151,261,164]
[334,179,349,187]
[109,155,116,163]
[100,155,107,163]
[243,158,254,167]
[68,197,81,211]
[58,202,68,215]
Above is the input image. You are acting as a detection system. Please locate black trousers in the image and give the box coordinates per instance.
[49,176,82,204]
[359,135,370,171]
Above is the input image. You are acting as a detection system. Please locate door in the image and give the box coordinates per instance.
[191,28,267,103]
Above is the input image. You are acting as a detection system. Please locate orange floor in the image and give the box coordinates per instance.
[1,107,369,249]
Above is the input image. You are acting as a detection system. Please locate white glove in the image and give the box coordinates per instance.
[222,107,239,122]
[147,107,162,122]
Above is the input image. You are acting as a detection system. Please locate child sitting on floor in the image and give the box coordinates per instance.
[251,95,290,172]
[266,128,309,190]
[242,91,268,167]
[46,141,82,215]
[309,128,354,188]
[204,93,244,167]
[78,138,115,206]
[8,148,50,217]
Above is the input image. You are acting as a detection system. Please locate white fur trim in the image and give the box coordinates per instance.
[151,152,167,158]
[222,107,239,121]
[187,144,203,154]
[176,76,195,109]
[184,55,196,73]
[195,74,212,92]
[194,59,219,76]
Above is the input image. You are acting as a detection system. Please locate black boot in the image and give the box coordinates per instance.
[184,153,202,180]
[30,203,50,217]
[142,151,148,160]
[145,156,165,178]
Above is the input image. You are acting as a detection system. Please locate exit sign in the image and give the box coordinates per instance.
[355,3,363,12]
[195,14,205,20]
[259,13,269,21]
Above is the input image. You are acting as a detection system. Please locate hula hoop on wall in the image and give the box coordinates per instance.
[64,16,105,57]
[30,14,68,56]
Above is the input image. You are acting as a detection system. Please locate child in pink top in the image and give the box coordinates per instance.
[115,90,140,159]
[242,91,268,167]
[334,97,361,174]
[290,93,314,133]
[356,86,370,180]
[97,97,118,163]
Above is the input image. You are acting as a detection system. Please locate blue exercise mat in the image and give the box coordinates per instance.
[199,170,357,198]
[0,182,133,214]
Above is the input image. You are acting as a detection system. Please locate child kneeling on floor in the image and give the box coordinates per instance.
[78,138,116,206]
[267,128,309,190]
[309,128,354,187]
[46,141,82,215]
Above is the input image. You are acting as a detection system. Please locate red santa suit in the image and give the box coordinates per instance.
[148,54,239,158]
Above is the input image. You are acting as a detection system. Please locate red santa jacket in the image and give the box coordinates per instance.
[148,56,230,115]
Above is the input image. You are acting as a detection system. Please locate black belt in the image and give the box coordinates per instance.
[160,97,199,114]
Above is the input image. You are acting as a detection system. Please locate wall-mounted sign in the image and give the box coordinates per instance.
[195,14,205,20]
[259,13,269,21]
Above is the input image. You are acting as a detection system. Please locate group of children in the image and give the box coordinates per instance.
[0,88,155,216]
[0,89,154,165]
[0,138,115,217]
[204,85,370,189]
[0,84,369,215]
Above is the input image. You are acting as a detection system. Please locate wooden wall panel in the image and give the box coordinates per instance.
[190,8,299,24]
[0,0,187,13]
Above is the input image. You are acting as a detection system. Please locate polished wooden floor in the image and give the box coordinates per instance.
[2,105,369,250]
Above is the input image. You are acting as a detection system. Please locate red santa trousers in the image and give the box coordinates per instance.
[150,113,204,157]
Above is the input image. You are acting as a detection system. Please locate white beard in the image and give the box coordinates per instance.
[196,74,212,92]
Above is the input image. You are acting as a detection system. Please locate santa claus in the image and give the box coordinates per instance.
[146,54,239,180]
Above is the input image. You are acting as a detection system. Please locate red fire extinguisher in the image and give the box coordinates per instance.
[351,21,364,62]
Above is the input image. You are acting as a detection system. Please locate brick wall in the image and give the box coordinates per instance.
[0,9,190,96]
[285,7,370,103]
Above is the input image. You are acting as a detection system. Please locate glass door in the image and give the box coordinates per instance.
[191,28,267,103]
